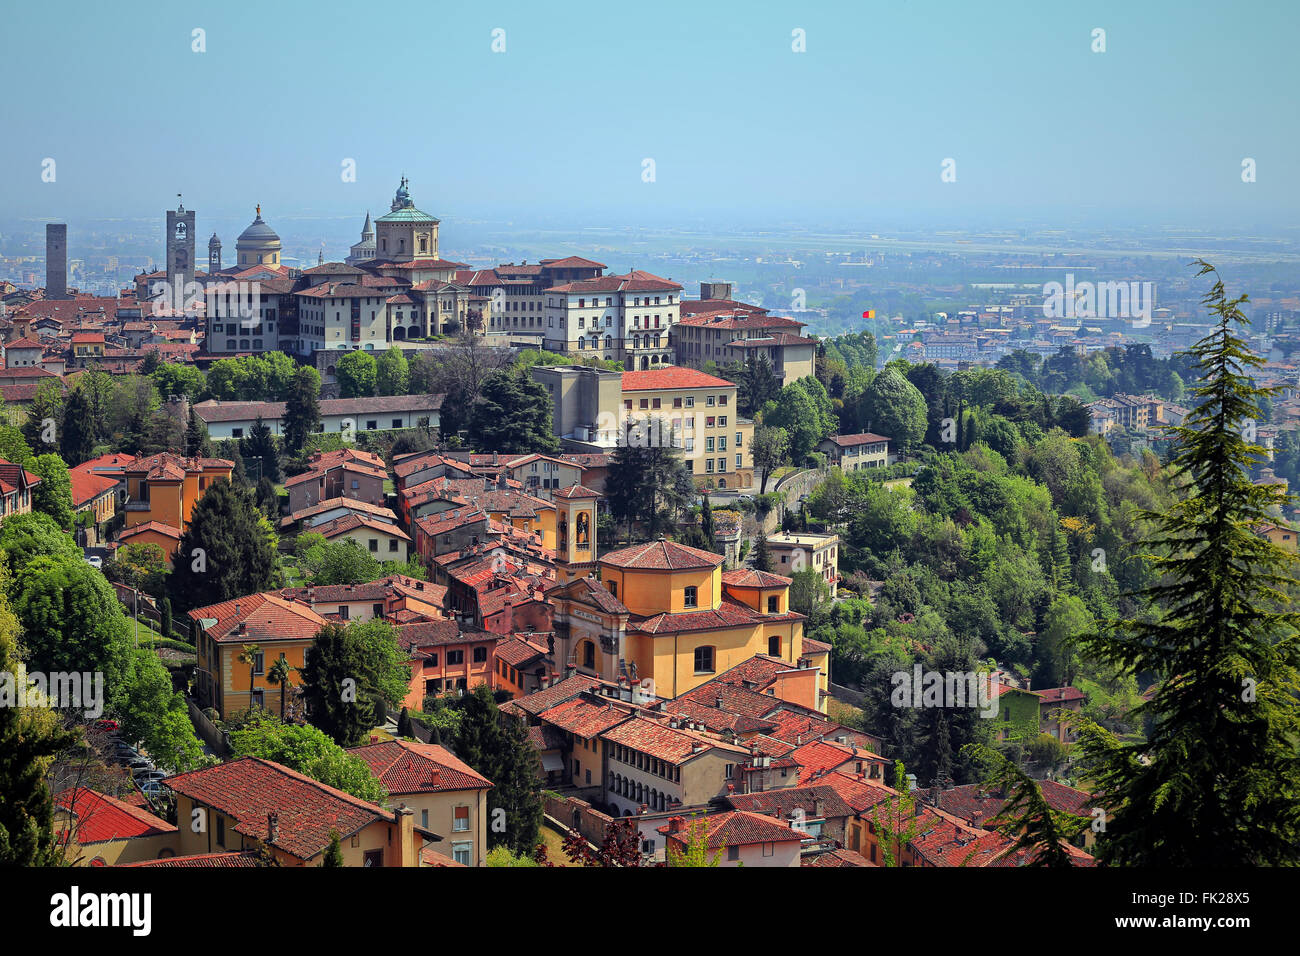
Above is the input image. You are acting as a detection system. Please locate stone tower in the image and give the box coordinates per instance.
[45,223,68,299]
[166,198,196,290]
[208,232,222,274]
[553,483,601,583]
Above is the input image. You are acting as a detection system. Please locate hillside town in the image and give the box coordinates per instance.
[0,179,1160,871]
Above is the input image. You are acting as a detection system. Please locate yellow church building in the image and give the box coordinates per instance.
[546,483,820,703]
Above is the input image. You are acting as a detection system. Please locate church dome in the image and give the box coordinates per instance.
[238,206,280,243]
[235,205,282,268]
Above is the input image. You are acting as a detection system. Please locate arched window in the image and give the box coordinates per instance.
[582,640,596,669]
[578,336,586,350]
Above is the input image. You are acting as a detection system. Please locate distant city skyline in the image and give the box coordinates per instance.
[2,0,1298,231]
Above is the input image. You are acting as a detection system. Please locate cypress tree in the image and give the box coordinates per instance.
[1075,261,1300,865]
[753,530,772,572]
[321,830,344,867]
[700,493,716,551]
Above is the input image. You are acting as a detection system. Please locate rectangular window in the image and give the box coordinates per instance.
[454,806,470,831]
[684,586,698,608]
[447,650,465,665]
[452,843,471,866]
[473,646,487,663]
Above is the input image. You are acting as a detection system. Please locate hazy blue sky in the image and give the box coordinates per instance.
[2,0,1297,231]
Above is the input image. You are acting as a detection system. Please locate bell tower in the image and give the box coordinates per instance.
[166,194,196,290]
[553,483,600,583]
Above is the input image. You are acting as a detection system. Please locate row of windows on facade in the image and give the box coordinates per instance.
[576,334,662,349]
[573,314,666,330]
[628,394,728,410]
[556,295,675,308]
[226,417,426,437]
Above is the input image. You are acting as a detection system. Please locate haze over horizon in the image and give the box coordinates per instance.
[2,0,1297,235]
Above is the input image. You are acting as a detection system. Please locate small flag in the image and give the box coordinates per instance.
[862,310,875,319]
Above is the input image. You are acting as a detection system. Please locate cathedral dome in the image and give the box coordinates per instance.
[235,205,282,268]
[238,206,280,243]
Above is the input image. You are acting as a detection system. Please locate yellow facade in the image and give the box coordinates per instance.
[199,637,313,720]
[601,564,721,617]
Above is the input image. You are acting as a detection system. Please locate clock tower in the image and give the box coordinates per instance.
[165,196,196,292]
[553,483,601,583]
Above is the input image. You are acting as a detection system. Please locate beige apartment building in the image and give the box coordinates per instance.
[530,364,755,490]
[765,532,839,589]
[542,270,683,370]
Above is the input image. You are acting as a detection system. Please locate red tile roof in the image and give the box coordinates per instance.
[68,469,119,508]
[538,695,634,739]
[55,788,176,844]
[658,810,803,849]
[823,432,891,448]
[600,538,723,571]
[186,592,327,644]
[162,757,392,861]
[720,568,791,589]
[125,852,260,868]
[621,366,736,392]
[347,740,491,794]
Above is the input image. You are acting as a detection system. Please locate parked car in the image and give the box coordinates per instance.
[84,555,103,569]
[94,718,119,733]
[133,769,168,785]
[137,780,168,800]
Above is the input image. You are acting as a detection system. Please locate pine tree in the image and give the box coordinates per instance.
[468,369,559,455]
[240,416,281,484]
[298,624,374,747]
[453,686,542,853]
[1075,261,1300,865]
[159,596,173,640]
[396,706,412,738]
[186,407,213,458]
[283,367,322,457]
[168,478,276,612]
[58,388,94,466]
[964,744,1086,867]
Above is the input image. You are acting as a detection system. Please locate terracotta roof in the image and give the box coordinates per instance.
[125,852,260,868]
[658,810,803,849]
[803,847,877,867]
[538,695,634,738]
[545,269,681,294]
[600,538,723,571]
[600,716,747,765]
[507,674,603,718]
[495,634,550,668]
[629,596,801,636]
[117,520,182,542]
[621,366,736,392]
[163,757,392,861]
[312,512,411,542]
[1035,686,1086,705]
[186,592,327,644]
[347,740,491,794]
[720,567,791,589]
[285,497,398,525]
[551,483,601,499]
[823,432,891,448]
[68,469,120,508]
[55,788,176,844]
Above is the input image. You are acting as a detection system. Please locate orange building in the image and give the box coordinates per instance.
[189,592,328,720]
[547,534,819,704]
[395,620,499,709]
[122,453,234,542]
